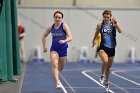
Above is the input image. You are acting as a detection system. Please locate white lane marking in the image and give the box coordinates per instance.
[64,68,85,71]
[112,70,140,87]
[59,81,68,93]
[18,63,27,93]
[64,87,140,89]
[59,72,76,93]
[82,70,115,93]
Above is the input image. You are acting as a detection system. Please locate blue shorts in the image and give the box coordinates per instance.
[50,44,68,57]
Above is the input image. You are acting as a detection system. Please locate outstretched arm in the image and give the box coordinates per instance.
[42,26,51,53]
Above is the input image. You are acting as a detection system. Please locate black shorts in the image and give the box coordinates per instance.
[97,45,115,57]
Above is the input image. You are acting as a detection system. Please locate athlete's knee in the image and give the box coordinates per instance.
[58,67,64,71]
[52,62,58,69]
[102,61,108,66]
[58,63,65,71]
[103,61,107,64]
[102,57,108,64]
[106,64,112,71]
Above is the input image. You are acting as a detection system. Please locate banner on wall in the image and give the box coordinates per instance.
[0,0,3,15]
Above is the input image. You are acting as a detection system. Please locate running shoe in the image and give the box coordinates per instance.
[56,84,61,89]
[104,82,110,92]
[56,80,61,89]
[99,75,104,84]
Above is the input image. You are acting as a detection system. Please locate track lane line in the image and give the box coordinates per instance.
[59,72,76,93]
[82,70,115,93]
[112,70,140,87]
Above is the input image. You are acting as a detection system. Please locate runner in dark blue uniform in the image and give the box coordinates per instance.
[50,22,68,57]
[42,11,72,89]
[92,10,122,92]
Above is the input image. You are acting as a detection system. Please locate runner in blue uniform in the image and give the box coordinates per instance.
[92,10,122,92]
[42,11,72,89]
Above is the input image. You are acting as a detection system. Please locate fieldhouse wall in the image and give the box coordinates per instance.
[17,7,140,63]
[18,0,140,8]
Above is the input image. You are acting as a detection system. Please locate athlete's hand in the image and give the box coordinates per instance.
[59,40,65,44]
[92,41,96,47]
[112,16,117,24]
[43,47,48,53]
